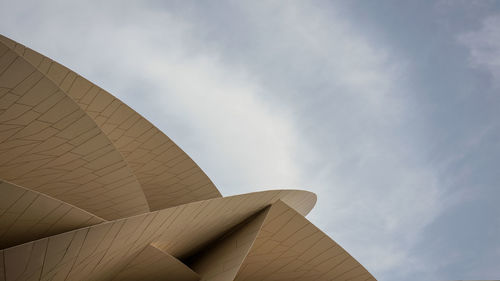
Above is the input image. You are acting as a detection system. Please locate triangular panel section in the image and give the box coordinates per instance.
[234,200,376,281]
[186,207,270,281]
[0,180,104,249]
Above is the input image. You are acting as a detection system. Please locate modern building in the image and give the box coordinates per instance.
[0,34,376,281]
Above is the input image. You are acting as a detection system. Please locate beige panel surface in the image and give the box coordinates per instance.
[189,208,269,281]
[0,180,104,249]
[0,190,312,281]
[0,40,150,220]
[234,200,376,281]
[111,245,199,281]
[0,35,222,211]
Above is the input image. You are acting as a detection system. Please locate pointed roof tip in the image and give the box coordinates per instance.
[262,188,318,216]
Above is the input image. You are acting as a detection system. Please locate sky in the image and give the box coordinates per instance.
[1,1,499,280]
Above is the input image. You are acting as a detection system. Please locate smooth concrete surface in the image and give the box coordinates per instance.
[0,34,375,281]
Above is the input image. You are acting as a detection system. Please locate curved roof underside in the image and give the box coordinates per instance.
[0,35,222,212]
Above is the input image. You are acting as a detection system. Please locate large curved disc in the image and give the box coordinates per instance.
[0,39,150,220]
[0,35,222,211]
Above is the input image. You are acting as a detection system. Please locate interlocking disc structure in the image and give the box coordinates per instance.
[0,35,376,281]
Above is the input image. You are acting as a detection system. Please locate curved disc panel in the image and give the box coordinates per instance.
[0,35,222,211]
[0,40,150,220]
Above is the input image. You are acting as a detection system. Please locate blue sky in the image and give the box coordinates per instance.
[1,1,499,280]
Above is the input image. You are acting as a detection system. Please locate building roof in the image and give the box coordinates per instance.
[0,34,376,281]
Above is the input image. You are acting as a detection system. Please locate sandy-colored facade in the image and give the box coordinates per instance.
[0,34,376,281]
